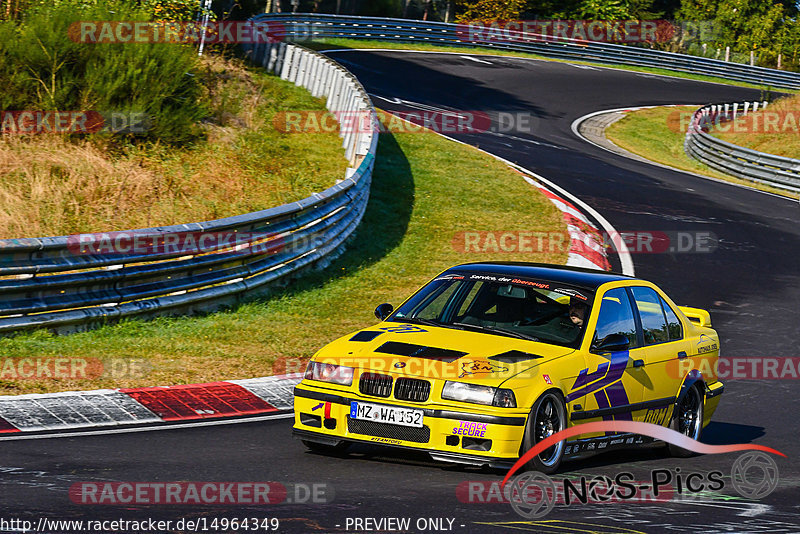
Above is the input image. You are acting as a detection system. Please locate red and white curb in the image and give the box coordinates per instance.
[525,179,611,271]
[536,183,611,271]
[0,374,301,436]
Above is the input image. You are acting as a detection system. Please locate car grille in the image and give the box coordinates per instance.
[347,418,431,443]
[394,378,431,402]
[359,372,393,398]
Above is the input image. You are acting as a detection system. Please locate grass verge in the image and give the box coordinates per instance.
[300,38,790,93]
[605,106,799,199]
[713,94,800,158]
[0,121,566,395]
[0,55,347,237]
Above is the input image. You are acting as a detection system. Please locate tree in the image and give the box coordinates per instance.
[455,0,526,21]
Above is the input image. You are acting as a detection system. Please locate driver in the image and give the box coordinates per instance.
[567,297,588,327]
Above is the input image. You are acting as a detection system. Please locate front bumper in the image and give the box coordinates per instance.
[293,383,528,466]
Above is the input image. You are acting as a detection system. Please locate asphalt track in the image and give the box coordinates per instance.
[2,51,799,534]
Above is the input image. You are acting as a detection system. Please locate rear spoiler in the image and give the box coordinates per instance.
[678,306,712,328]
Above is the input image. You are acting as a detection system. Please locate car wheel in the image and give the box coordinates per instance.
[521,391,567,474]
[301,439,351,455]
[668,384,704,457]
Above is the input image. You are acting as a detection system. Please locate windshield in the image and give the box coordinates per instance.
[389,272,594,348]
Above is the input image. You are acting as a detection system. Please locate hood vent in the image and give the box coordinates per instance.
[350,331,384,342]
[489,350,543,363]
[375,341,466,362]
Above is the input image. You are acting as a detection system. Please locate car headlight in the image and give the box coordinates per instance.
[304,361,354,386]
[441,381,517,408]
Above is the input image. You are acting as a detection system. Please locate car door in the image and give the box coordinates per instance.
[568,287,647,424]
[629,286,688,426]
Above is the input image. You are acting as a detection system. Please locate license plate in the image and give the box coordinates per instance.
[350,401,423,428]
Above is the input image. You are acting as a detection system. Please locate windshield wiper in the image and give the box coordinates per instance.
[451,322,540,342]
[398,317,444,328]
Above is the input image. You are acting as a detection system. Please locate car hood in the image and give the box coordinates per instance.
[314,323,575,386]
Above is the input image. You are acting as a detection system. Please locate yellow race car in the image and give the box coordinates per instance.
[293,262,723,473]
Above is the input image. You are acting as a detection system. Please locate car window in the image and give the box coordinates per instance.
[415,282,459,321]
[391,272,595,348]
[631,287,669,345]
[594,288,638,348]
[455,281,484,318]
[660,296,683,340]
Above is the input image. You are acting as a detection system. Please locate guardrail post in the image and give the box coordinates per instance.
[280,45,294,80]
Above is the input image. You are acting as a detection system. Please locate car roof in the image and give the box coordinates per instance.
[447,262,634,290]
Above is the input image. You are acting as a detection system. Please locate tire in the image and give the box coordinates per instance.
[521,391,568,474]
[668,384,704,457]
[301,439,351,455]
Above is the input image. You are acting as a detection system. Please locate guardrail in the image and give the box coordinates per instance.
[255,13,800,90]
[0,43,377,334]
[684,101,800,193]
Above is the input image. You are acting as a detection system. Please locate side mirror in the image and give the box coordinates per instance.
[591,333,630,353]
[374,303,394,320]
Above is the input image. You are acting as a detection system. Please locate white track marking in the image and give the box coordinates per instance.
[565,63,598,70]
[570,106,798,202]
[460,55,492,64]
[0,412,294,441]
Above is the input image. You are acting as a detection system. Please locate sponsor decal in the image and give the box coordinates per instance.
[434,274,465,281]
[459,360,509,378]
[379,324,428,334]
[453,421,488,438]
[370,437,402,445]
[643,406,670,425]
[553,288,589,300]
[543,374,553,385]
[394,362,406,368]
[697,334,719,354]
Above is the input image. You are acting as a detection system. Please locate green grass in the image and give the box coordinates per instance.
[713,93,800,158]
[605,106,799,199]
[0,123,566,395]
[0,55,348,237]
[299,38,792,93]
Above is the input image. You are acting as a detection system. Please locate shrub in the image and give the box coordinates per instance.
[0,0,205,145]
